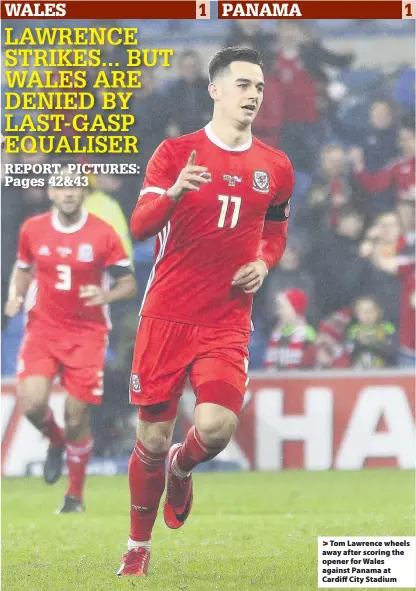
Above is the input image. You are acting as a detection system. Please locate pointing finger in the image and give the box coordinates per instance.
[187,150,196,166]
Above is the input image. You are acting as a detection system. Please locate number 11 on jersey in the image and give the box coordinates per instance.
[217,195,241,229]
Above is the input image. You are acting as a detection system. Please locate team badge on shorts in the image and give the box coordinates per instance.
[77,243,94,262]
[131,373,141,393]
[253,170,270,193]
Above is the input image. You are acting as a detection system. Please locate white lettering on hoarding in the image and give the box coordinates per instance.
[255,387,333,470]
[335,387,416,470]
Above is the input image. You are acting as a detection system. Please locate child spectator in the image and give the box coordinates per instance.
[346,296,397,368]
[314,308,352,369]
[264,289,316,370]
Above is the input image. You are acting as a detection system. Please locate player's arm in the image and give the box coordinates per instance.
[233,156,294,294]
[130,144,210,241]
[80,230,137,307]
[5,264,34,317]
[5,221,34,317]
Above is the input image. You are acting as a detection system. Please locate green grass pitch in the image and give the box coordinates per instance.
[2,470,414,591]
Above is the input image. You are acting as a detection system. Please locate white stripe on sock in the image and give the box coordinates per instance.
[128,537,151,551]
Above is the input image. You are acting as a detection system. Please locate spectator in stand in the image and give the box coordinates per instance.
[225,21,275,69]
[296,144,364,234]
[359,211,402,325]
[166,50,212,137]
[264,289,316,371]
[307,206,366,318]
[346,296,397,368]
[314,308,352,369]
[275,22,354,173]
[350,122,415,206]
[364,218,415,368]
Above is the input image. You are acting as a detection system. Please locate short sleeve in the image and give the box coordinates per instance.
[16,221,33,268]
[139,140,177,200]
[104,226,130,269]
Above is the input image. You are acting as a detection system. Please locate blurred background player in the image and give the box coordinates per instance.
[117,47,294,576]
[5,163,136,513]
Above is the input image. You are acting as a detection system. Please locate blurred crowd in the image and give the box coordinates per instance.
[1,20,415,456]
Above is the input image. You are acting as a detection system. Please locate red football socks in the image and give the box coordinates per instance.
[27,407,64,448]
[129,440,167,542]
[65,436,94,501]
[175,426,226,473]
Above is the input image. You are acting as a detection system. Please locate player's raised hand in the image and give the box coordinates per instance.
[232,260,269,294]
[5,296,23,318]
[80,284,108,306]
[166,150,211,202]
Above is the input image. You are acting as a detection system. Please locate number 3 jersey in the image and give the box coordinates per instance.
[133,123,294,331]
[16,209,130,335]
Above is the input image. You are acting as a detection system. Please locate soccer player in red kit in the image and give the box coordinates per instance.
[5,163,136,513]
[117,47,294,576]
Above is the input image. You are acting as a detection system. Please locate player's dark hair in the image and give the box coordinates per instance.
[208,47,263,82]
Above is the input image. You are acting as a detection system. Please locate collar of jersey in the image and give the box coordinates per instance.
[51,207,88,233]
[204,122,252,152]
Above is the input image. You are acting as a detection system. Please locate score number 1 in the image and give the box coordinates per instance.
[403,2,415,18]
[196,0,210,18]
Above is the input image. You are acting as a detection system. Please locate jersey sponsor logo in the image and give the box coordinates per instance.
[131,373,141,393]
[56,246,72,257]
[38,245,51,256]
[253,170,270,193]
[77,243,94,262]
[223,174,241,187]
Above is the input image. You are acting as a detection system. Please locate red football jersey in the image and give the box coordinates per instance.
[138,124,294,330]
[17,209,130,335]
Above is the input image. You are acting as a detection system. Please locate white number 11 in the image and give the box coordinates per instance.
[217,195,241,229]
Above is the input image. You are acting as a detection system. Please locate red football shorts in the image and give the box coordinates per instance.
[130,316,250,411]
[17,328,106,405]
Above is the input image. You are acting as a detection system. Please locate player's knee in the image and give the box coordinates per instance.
[24,404,46,423]
[64,406,89,440]
[137,421,174,454]
[195,408,237,448]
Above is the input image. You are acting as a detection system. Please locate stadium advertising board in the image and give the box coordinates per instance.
[2,371,414,476]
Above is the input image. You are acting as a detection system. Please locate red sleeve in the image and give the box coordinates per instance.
[104,227,130,269]
[256,154,294,270]
[16,221,34,268]
[355,161,396,193]
[130,140,178,241]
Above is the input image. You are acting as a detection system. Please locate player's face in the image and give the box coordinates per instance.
[48,171,85,216]
[211,61,264,127]
[355,300,380,326]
